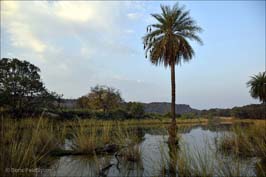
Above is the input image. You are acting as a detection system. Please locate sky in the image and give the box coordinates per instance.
[1,1,265,109]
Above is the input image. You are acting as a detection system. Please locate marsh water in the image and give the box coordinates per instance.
[41,123,261,177]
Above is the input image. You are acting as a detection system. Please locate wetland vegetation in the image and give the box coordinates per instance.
[1,2,265,177]
[1,117,265,177]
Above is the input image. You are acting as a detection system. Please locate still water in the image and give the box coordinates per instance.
[43,124,260,177]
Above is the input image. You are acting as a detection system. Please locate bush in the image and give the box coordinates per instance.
[181,113,197,119]
[163,112,174,118]
[231,104,265,119]
[126,102,145,119]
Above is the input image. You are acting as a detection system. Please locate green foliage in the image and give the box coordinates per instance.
[0,58,61,117]
[200,109,231,119]
[77,96,89,109]
[108,108,129,119]
[145,112,164,119]
[51,108,129,120]
[164,112,181,118]
[143,3,203,67]
[75,89,147,119]
[231,104,266,119]
[77,85,123,113]
[200,104,265,119]
[163,111,198,119]
[247,72,266,103]
[126,102,145,119]
[181,112,197,119]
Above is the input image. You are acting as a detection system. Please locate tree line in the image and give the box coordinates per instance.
[200,104,265,119]
[0,57,265,119]
[0,58,145,119]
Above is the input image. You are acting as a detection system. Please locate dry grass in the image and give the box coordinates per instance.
[2,116,264,176]
[218,120,266,160]
[70,120,113,154]
[1,117,63,177]
[121,145,142,162]
[63,118,209,128]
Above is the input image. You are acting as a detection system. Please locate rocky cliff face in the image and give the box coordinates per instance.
[142,102,198,115]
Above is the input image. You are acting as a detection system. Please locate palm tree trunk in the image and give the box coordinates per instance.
[171,62,176,123]
[169,61,177,145]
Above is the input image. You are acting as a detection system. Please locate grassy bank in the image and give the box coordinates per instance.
[1,117,264,176]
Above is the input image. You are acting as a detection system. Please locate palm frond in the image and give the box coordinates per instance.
[142,2,203,68]
[247,72,266,103]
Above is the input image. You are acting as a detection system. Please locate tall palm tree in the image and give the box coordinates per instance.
[143,3,202,143]
[247,72,266,104]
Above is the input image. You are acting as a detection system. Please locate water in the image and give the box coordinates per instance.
[42,124,260,177]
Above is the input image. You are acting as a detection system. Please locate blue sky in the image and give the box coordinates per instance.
[1,1,265,109]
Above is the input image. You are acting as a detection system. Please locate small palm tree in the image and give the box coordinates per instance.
[247,72,266,104]
[143,3,202,142]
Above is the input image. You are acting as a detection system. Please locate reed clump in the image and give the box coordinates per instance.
[69,119,116,155]
[218,121,266,160]
[120,145,142,162]
[112,125,143,162]
[0,117,62,177]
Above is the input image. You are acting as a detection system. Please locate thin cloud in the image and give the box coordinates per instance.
[127,12,142,20]
[1,1,144,98]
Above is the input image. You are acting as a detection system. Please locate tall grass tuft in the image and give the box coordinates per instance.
[70,120,98,154]
[1,117,62,177]
[218,121,266,159]
[70,119,114,154]
[113,125,143,162]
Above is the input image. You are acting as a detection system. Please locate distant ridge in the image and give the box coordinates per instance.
[60,99,198,115]
[142,102,198,115]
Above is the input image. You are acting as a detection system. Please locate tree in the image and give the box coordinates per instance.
[77,96,89,109]
[0,58,59,117]
[127,102,145,118]
[143,3,202,143]
[86,85,123,112]
[247,72,266,104]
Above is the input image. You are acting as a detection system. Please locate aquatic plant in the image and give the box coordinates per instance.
[0,117,61,177]
[70,120,99,154]
[218,120,266,159]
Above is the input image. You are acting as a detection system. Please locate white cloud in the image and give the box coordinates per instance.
[1,1,18,16]
[80,47,92,57]
[54,2,94,23]
[125,29,135,34]
[8,22,46,53]
[1,1,147,98]
[1,1,46,53]
[127,12,142,20]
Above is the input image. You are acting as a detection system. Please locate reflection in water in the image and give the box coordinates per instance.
[43,124,260,177]
[256,159,266,177]
[168,140,177,177]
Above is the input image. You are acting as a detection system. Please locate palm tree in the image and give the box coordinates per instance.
[143,3,202,144]
[247,72,266,104]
